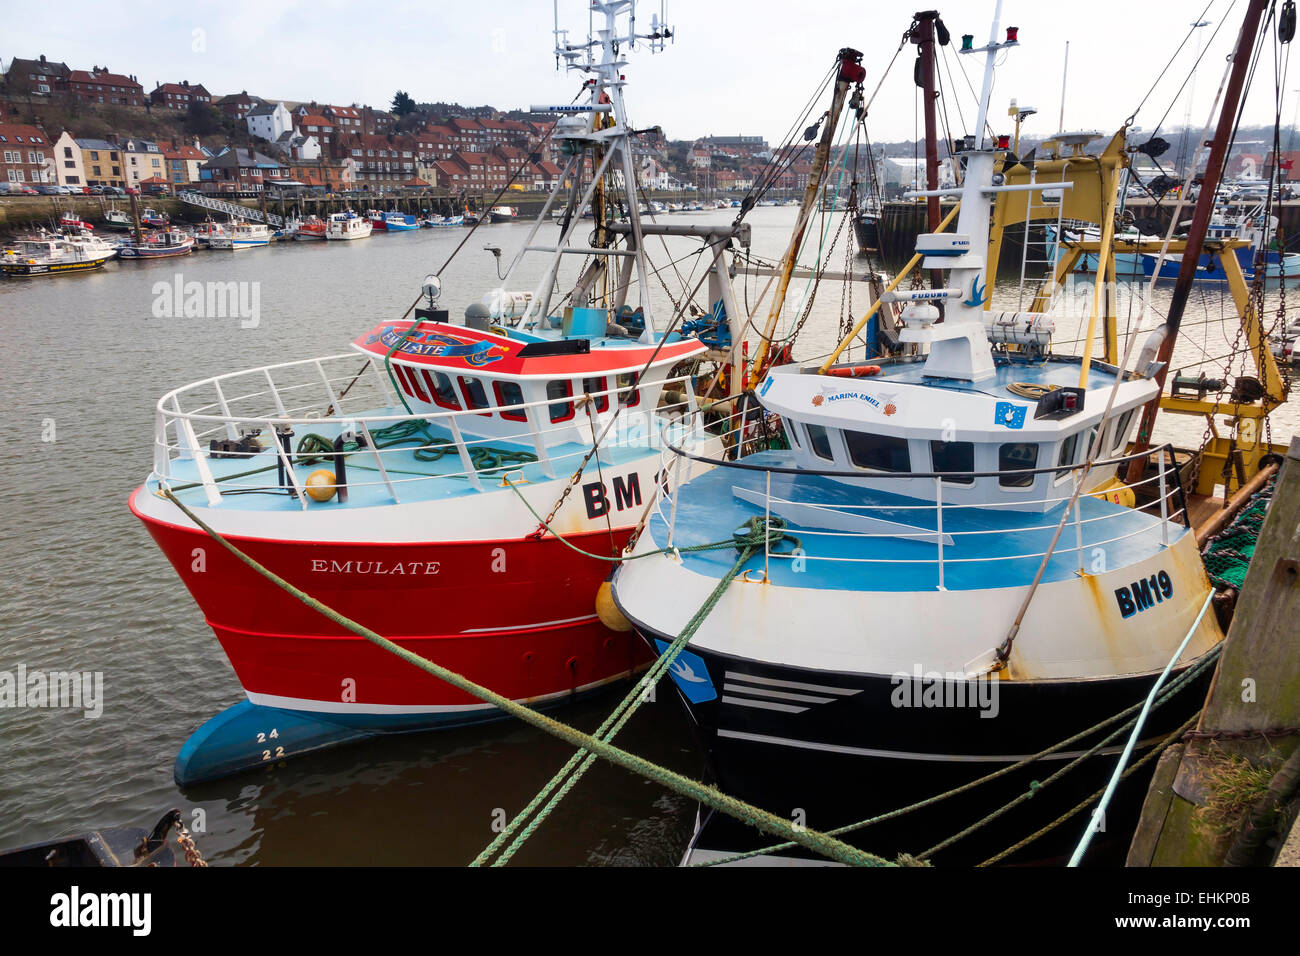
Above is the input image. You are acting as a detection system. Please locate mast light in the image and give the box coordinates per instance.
[1006,26,1019,43]
[961,34,974,51]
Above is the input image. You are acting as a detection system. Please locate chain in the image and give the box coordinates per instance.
[175,824,207,867]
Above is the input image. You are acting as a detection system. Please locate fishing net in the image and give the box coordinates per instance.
[1201,475,1278,590]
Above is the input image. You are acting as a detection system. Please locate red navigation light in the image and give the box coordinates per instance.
[1063,393,1078,411]
[1006,26,1019,42]
[996,134,1011,149]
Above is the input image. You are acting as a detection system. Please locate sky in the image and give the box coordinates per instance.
[5,0,1293,146]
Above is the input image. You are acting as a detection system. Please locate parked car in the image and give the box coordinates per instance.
[19,185,38,195]
[35,184,61,195]
[103,186,125,196]
[124,186,140,195]
[0,182,21,195]
[88,185,105,195]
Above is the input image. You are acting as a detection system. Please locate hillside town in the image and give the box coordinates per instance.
[0,52,854,199]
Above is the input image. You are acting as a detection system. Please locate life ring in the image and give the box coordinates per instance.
[827,364,882,378]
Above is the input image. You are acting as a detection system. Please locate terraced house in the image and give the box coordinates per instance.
[77,138,124,187]
[346,134,416,187]
[0,123,52,184]
[121,138,165,188]
[64,68,144,106]
[150,81,212,110]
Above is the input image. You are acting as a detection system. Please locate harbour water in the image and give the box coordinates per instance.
[1,206,1295,864]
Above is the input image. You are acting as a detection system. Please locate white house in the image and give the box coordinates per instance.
[246,102,292,143]
[52,130,87,187]
[121,138,166,187]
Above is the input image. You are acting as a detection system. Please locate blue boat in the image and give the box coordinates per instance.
[1141,206,1300,284]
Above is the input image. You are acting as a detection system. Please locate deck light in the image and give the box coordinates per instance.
[961,34,974,51]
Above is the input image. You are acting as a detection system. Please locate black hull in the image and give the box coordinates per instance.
[852,212,879,254]
[634,625,1214,866]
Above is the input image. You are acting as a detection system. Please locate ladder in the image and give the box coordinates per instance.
[1015,170,1067,310]
[177,190,284,227]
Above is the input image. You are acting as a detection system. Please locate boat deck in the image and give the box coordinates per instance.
[861,355,1122,401]
[649,449,1186,592]
[156,407,649,512]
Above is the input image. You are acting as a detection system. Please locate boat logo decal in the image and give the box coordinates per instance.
[1115,570,1173,619]
[962,276,991,308]
[367,326,507,366]
[653,640,717,703]
[994,401,1026,429]
[812,385,899,415]
[759,375,774,397]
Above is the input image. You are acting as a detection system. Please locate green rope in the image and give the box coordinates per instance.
[914,645,1223,862]
[696,641,1222,867]
[474,515,800,867]
[976,712,1200,867]
[294,421,536,474]
[159,488,885,867]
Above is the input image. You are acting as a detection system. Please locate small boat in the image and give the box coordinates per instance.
[489,205,519,223]
[0,809,186,867]
[2,232,118,277]
[367,210,419,232]
[118,227,197,259]
[423,214,464,228]
[326,210,373,240]
[140,207,170,229]
[209,219,271,250]
[103,208,133,230]
[463,211,481,226]
[1141,205,1300,285]
[59,210,94,233]
[290,216,329,241]
[192,221,226,249]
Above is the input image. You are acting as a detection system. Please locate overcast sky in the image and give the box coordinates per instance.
[6,0,1291,145]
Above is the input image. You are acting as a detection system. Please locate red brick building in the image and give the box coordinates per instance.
[150,81,212,110]
[0,123,53,184]
[64,68,144,106]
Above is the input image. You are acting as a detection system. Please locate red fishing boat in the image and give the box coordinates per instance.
[131,1,741,784]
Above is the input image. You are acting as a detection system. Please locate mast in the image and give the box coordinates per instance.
[1125,0,1269,481]
[910,10,946,287]
[746,48,865,388]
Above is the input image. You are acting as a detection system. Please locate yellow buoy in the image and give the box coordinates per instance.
[595,581,632,632]
[304,469,337,502]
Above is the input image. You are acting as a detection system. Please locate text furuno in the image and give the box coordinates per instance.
[310,559,441,575]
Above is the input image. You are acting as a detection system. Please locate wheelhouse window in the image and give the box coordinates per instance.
[1055,432,1079,481]
[547,379,574,423]
[493,380,527,422]
[786,421,802,450]
[845,430,911,472]
[458,376,491,416]
[615,372,640,408]
[930,440,974,484]
[1111,409,1135,455]
[421,370,461,410]
[999,443,1038,488]
[805,423,835,461]
[582,376,609,413]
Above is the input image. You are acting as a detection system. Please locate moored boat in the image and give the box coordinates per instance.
[130,0,740,785]
[209,219,271,250]
[611,12,1228,865]
[489,205,519,223]
[325,210,373,240]
[2,232,118,277]
[117,227,196,259]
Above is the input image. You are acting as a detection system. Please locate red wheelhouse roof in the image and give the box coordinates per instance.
[351,320,704,379]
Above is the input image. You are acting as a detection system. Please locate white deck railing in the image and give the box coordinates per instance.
[653,434,1188,589]
[153,353,717,508]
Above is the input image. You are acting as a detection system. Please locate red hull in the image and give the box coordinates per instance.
[130,488,647,715]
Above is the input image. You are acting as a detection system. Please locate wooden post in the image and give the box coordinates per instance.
[1128,435,1300,865]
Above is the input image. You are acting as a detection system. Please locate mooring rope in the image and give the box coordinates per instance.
[158,488,885,866]
[473,515,799,867]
